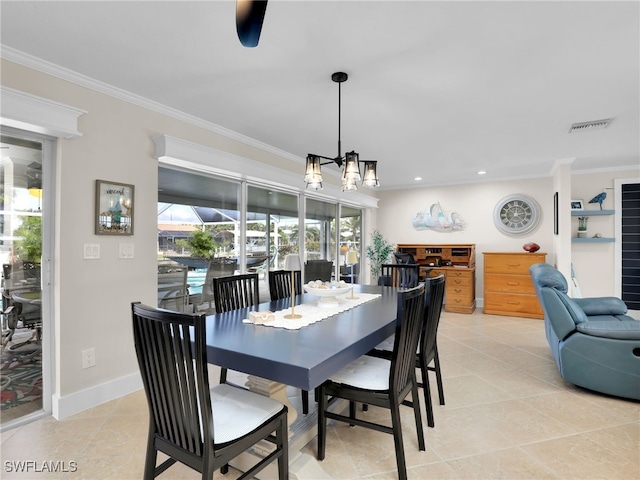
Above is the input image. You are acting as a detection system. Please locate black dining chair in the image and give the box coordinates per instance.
[369,275,447,427]
[304,259,333,283]
[317,284,426,480]
[131,302,288,480]
[212,273,260,385]
[268,269,302,302]
[267,269,310,414]
[394,252,416,265]
[379,263,420,288]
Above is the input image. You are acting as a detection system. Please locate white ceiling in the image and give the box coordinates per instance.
[1,1,638,190]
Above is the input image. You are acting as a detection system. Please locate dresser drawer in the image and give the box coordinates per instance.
[485,273,534,294]
[448,284,473,299]
[484,254,545,275]
[447,269,473,279]
[484,292,543,317]
[448,275,473,288]
[430,269,447,278]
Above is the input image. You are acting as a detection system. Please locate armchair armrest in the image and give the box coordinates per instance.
[573,297,628,316]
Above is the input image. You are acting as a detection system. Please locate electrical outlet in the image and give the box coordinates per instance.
[82,348,96,369]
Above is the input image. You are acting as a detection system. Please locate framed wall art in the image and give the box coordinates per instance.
[554,192,559,235]
[570,199,584,211]
[95,179,134,235]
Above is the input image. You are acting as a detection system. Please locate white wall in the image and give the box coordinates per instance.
[376,169,640,305]
[376,177,554,305]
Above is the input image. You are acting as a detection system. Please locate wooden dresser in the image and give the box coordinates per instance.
[396,244,476,314]
[483,252,546,319]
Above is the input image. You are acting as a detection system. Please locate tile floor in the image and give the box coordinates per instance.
[1,310,638,479]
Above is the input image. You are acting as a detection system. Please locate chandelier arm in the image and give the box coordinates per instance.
[308,154,344,167]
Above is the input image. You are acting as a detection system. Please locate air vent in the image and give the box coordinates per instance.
[569,118,613,133]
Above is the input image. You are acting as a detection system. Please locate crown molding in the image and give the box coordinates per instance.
[1,45,303,164]
[0,85,86,138]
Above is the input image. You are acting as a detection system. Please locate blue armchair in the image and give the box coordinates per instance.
[529,263,640,400]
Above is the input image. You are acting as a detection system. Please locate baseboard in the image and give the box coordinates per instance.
[52,372,142,420]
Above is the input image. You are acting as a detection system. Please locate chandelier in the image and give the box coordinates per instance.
[305,72,380,191]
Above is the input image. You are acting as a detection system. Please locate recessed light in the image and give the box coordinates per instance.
[477,170,487,175]
[414,177,422,181]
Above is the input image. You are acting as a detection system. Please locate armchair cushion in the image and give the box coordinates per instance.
[557,293,589,325]
[573,297,629,316]
[576,320,640,340]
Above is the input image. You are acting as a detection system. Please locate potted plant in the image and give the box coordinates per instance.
[577,216,588,238]
[366,230,394,282]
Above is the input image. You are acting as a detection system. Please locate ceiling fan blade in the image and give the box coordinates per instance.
[236,0,268,48]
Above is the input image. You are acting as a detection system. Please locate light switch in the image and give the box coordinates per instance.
[119,243,134,259]
[83,244,100,259]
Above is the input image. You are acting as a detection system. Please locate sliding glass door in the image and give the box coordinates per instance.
[1,128,50,428]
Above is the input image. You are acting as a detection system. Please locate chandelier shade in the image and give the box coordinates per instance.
[304,155,323,190]
[305,72,381,191]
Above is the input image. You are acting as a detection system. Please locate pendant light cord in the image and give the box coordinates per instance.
[337,80,342,161]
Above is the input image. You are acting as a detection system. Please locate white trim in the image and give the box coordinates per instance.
[2,46,303,164]
[52,372,143,420]
[573,166,640,176]
[0,86,85,139]
[154,135,380,209]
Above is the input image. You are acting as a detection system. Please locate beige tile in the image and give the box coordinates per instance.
[437,374,514,408]
[84,414,149,457]
[580,392,640,422]
[584,422,640,462]
[522,433,640,479]
[519,363,569,389]
[445,351,514,375]
[476,369,561,398]
[2,310,637,480]
[406,461,458,479]
[522,391,635,432]
[447,447,560,479]
[428,405,520,460]
[459,399,578,445]
[0,416,106,460]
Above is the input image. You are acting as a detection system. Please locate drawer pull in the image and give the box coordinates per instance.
[455,280,463,284]
[507,301,520,305]
[507,282,520,286]
[454,289,463,293]
[454,299,462,303]
[507,263,521,267]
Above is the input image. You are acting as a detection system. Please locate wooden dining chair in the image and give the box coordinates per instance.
[317,284,426,480]
[131,302,288,480]
[212,273,260,385]
[379,263,420,288]
[267,269,310,414]
[268,269,302,302]
[369,275,447,427]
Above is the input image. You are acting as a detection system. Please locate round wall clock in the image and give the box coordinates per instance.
[493,194,541,235]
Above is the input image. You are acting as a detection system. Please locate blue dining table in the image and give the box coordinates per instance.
[204,284,400,391]
[203,284,402,479]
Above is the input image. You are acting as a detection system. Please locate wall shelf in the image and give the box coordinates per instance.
[572,237,615,243]
[571,210,614,216]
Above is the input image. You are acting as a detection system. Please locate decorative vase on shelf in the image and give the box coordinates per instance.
[577,216,588,238]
